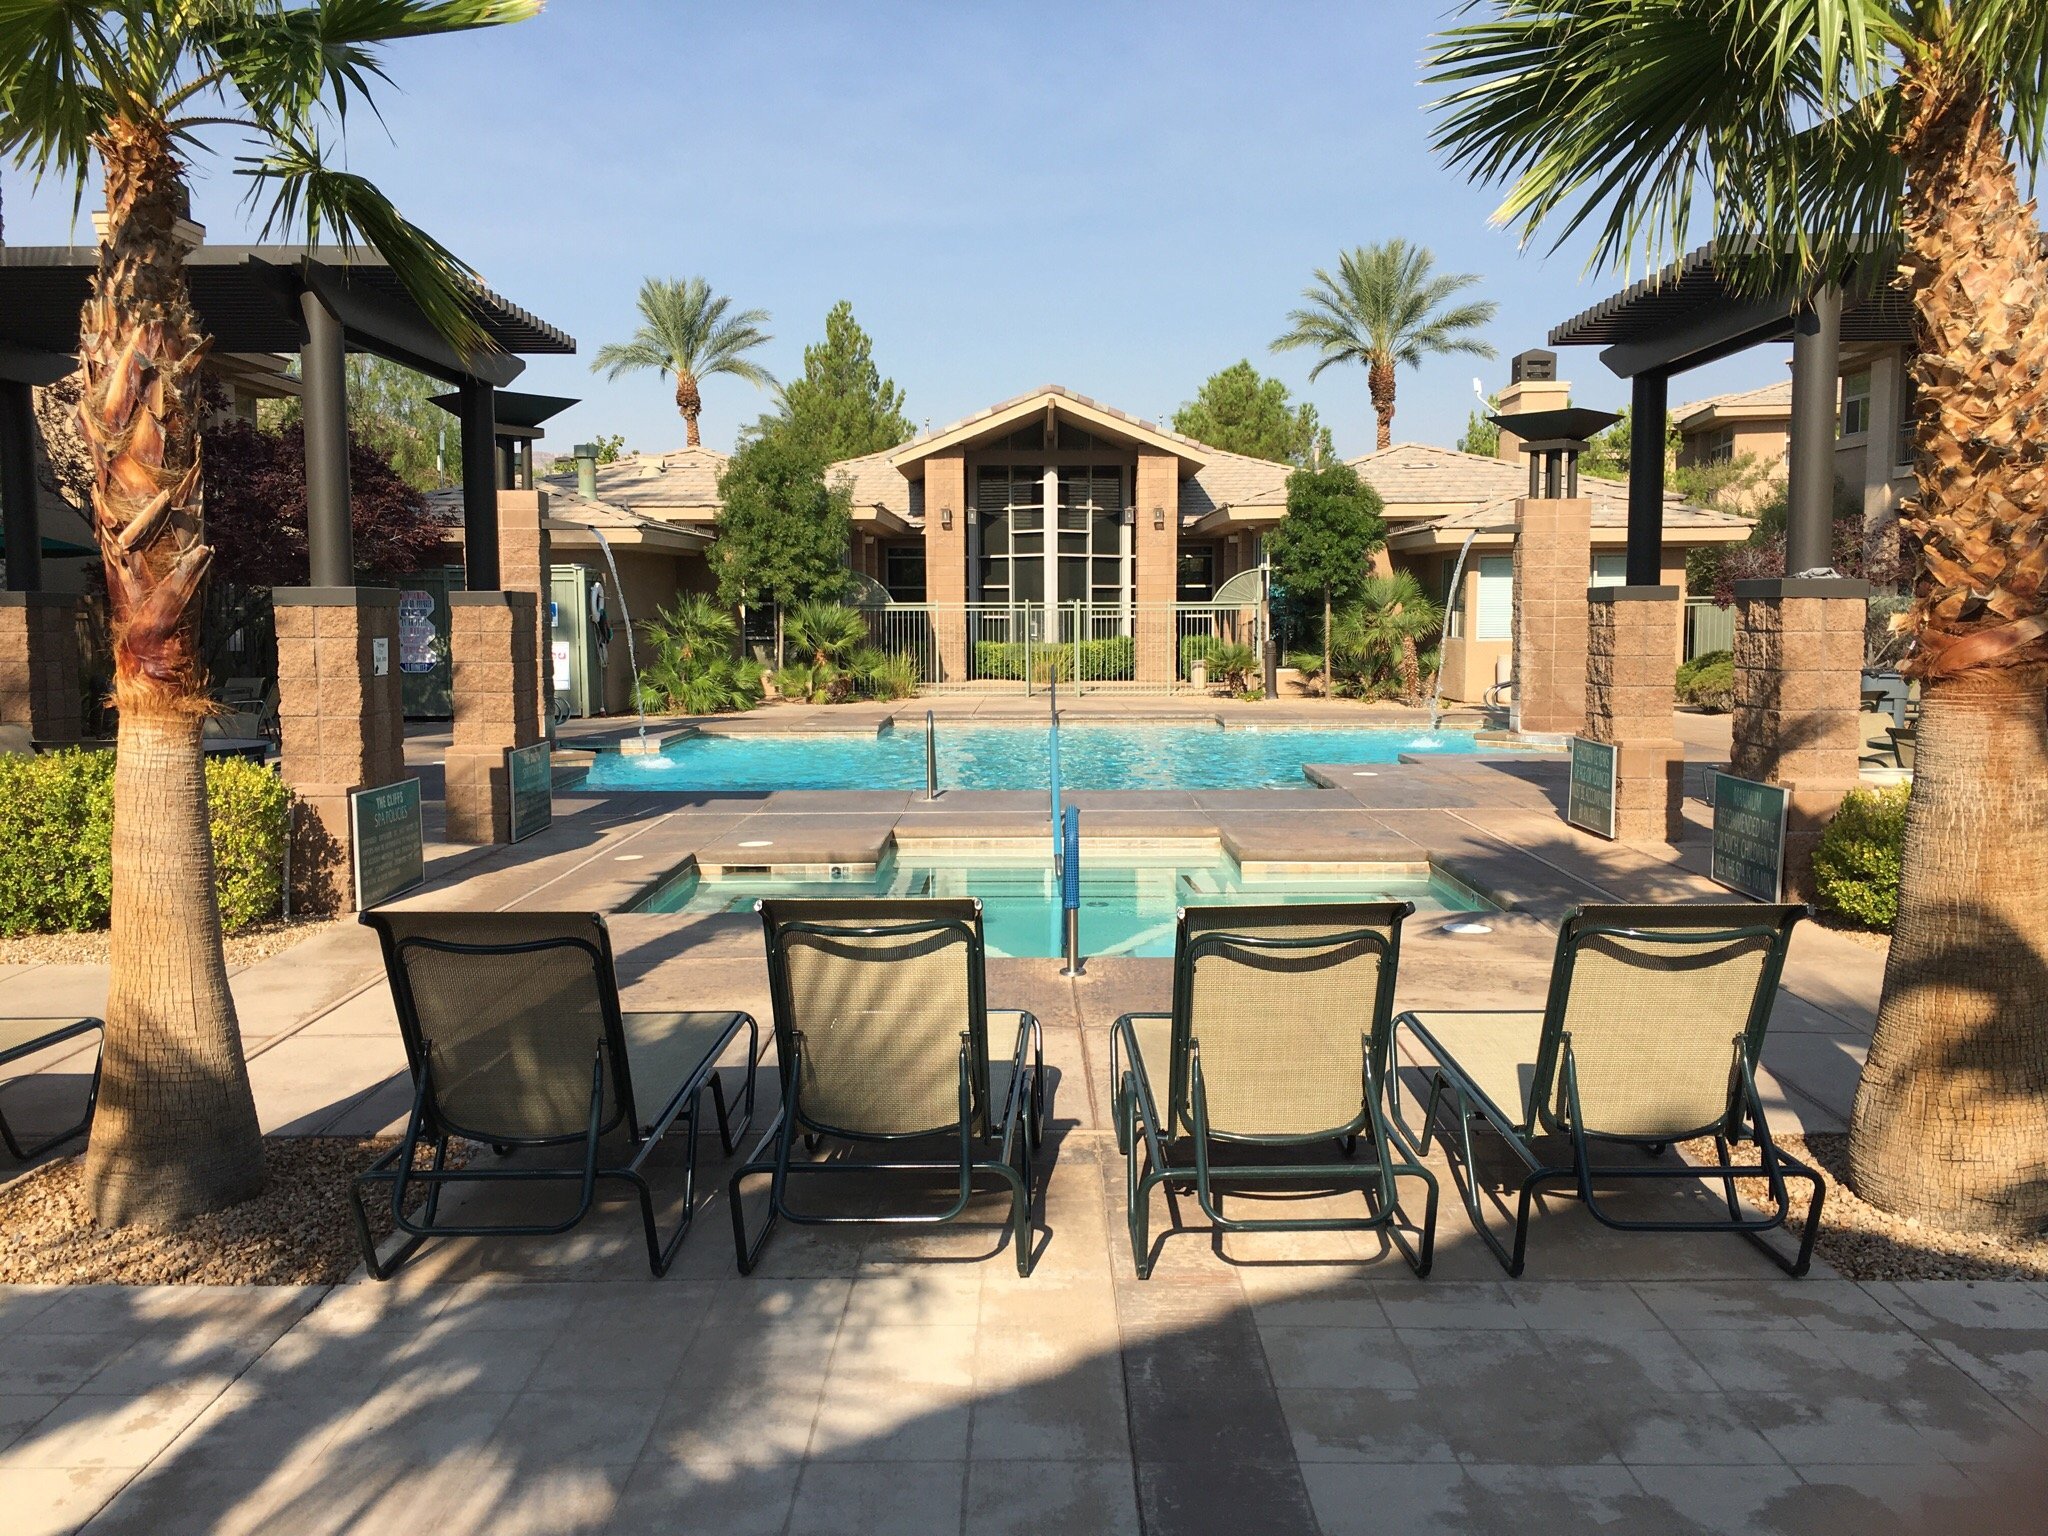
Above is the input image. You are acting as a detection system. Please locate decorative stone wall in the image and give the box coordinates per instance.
[1510,496,1591,734]
[443,591,542,845]
[1732,577,1869,896]
[274,587,405,913]
[1585,587,1685,842]
[496,490,553,733]
[922,453,968,682]
[1134,451,1180,684]
[0,592,82,743]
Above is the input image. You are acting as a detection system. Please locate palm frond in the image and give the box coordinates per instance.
[1271,239,1495,376]
[595,275,776,389]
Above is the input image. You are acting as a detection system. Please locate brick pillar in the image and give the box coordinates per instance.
[0,592,82,744]
[1732,577,1869,897]
[274,587,404,913]
[497,489,553,733]
[1510,496,1590,734]
[923,453,967,682]
[443,591,541,844]
[1134,451,1179,684]
[1585,587,1685,841]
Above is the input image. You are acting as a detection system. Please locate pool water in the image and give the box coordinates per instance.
[634,854,1492,959]
[582,722,1486,793]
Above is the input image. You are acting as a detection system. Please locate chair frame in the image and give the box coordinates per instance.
[730,902,1044,1277]
[1391,904,1822,1278]
[1110,904,1438,1279]
[0,1017,104,1160]
[353,916,757,1279]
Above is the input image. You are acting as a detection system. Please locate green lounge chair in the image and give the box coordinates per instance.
[355,910,757,1279]
[1393,902,1821,1277]
[730,898,1044,1276]
[0,1016,103,1159]
[1110,902,1438,1279]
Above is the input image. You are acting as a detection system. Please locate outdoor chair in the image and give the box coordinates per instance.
[0,1016,104,1159]
[1392,902,1822,1277]
[1109,902,1438,1278]
[730,898,1044,1276]
[355,910,757,1278]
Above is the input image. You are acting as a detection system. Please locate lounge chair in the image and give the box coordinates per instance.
[1392,902,1821,1277]
[0,1016,103,1159]
[1110,903,1438,1278]
[354,910,757,1278]
[729,898,1044,1276]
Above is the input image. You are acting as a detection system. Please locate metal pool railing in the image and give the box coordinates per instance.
[923,709,939,800]
[855,600,1264,693]
[1059,805,1082,976]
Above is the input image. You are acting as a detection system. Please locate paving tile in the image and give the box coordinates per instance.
[785,1458,966,1536]
[970,1330,1128,1461]
[1374,1280,1522,1331]
[1464,1463,1660,1531]
[73,1461,292,1536]
[1595,1391,1782,1467]
[0,1393,58,1453]
[1396,1330,1618,1465]
[1738,1393,1949,1466]
[0,1464,138,1536]
[609,1455,801,1536]
[0,1380,223,1470]
[150,1379,355,1470]
[1137,1457,1319,1536]
[0,1330,133,1394]
[488,1388,665,1467]
[965,1459,1139,1535]
[1277,1387,1456,1464]
[1256,1325,1419,1391]
[1299,1461,1493,1535]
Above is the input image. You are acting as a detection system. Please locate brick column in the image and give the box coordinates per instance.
[497,489,553,733]
[1134,451,1179,684]
[1732,577,1869,897]
[0,592,82,744]
[443,591,541,844]
[923,453,968,682]
[1510,496,1590,733]
[274,587,404,913]
[1585,587,1685,841]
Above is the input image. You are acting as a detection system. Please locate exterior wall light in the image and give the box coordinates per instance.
[941,506,954,530]
[1151,505,1166,531]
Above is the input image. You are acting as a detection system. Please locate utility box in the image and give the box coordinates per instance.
[548,564,612,717]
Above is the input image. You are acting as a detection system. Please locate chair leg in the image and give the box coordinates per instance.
[0,1038,103,1162]
[729,1107,796,1276]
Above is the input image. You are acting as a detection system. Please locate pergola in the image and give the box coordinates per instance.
[1549,245,1914,581]
[0,244,576,593]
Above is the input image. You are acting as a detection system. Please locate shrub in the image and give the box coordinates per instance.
[1812,783,1909,930]
[0,749,291,936]
[1207,641,1259,692]
[635,595,763,715]
[1676,649,1735,712]
[974,636,1133,683]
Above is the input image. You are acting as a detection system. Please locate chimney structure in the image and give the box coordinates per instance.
[1494,349,1570,463]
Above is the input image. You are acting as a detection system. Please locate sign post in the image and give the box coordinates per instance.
[1710,771,1790,901]
[507,740,554,843]
[349,778,424,910]
[1565,736,1618,840]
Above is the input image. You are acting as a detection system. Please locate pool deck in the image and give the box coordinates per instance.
[1,706,2014,1536]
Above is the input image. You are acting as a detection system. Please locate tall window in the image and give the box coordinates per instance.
[1475,556,1514,640]
[976,466,1044,603]
[976,463,1126,605]
[1840,370,1872,438]
[1895,372,1919,467]
[1058,466,1126,604]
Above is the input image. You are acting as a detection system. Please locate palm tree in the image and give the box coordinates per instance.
[1429,1,2048,1237]
[1336,573,1443,701]
[592,277,775,447]
[0,1,538,1227]
[1272,241,1497,450]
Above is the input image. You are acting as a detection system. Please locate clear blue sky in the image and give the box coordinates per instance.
[5,0,1788,459]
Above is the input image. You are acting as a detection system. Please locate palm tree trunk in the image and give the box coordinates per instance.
[1322,591,1332,697]
[78,120,264,1225]
[1848,60,2048,1233]
[1368,356,1397,450]
[676,369,703,447]
[1399,634,1421,700]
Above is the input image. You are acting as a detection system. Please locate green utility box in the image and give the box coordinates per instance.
[549,564,612,718]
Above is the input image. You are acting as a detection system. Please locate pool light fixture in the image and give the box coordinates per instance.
[1441,918,1494,936]
[738,839,773,848]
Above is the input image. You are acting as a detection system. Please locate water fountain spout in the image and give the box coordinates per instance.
[1429,528,1484,732]
[565,521,647,741]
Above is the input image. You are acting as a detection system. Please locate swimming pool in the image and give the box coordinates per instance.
[634,852,1492,959]
[581,722,1487,793]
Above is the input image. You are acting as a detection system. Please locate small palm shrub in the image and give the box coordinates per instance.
[637,595,763,716]
[1813,783,1909,930]
[1676,649,1735,712]
[1207,642,1259,692]
[854,648,918,701]
[784,600,870,668]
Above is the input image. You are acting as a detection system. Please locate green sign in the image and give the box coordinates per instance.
[1711,771,1789,902]
[350,778,424,909]
[1566,736,1617,839]
[507,741,553,843]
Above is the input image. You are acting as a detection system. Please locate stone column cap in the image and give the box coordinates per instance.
[0,590,80,609]
[273,586,402,607]
[1733,577,1870,600]
[1588,584,1680,602]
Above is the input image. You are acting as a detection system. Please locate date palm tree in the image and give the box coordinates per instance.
[1429,0,2048,1236]
[1272,240,1497,449]
[592,277,775,447]
[0,0,538,1227]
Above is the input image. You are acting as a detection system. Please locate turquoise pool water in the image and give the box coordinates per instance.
[634,854,1491,959]
[582,722,1485,793]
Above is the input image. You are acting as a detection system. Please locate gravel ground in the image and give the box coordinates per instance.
[0,1137,462,1286]
[0,916,339,970]
[1681,1132,2048,1281]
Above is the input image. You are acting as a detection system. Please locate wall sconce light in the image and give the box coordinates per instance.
[1120,508,1135,527]
[1151,505,1166,531]
[940,506,954,530]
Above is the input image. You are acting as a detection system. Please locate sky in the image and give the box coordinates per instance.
[3,0,1790,461]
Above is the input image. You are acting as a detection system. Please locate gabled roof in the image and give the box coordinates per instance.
[1346,442,1534,505]
[1672,380,1793,430]
[534,445,728,522]
[888,385,1207,473]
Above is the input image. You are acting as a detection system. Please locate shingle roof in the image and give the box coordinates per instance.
[1671,380,1793,428]
[890,384,1211,467]
[533,446,728,521]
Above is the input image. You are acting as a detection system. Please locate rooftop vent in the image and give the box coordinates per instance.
[1510,349,1557,384]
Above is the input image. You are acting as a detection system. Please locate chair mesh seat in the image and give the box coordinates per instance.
[1402,1011,1546,1128]
[621,1011,749,1133]
[0,1018,97,1062]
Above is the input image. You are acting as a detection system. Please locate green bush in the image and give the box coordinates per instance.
[973,636,1134,683]
[1676,649,1735,712]
[0,749,291,936]
[1812,783,1909,930]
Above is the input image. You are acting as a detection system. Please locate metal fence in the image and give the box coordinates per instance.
[1684,597,1735,662]
[856,601,1264,693]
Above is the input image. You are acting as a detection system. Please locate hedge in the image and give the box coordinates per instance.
[974,635,1134,682]
[0,749,292,936]
[1812,783,1909,930]
[1676,649,1734,712]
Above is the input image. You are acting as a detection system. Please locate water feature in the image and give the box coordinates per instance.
[565,520,647,743]
[1430,526,1484,731]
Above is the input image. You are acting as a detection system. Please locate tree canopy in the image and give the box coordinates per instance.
[1172,361,1332,466]
[592,276,775,446]
[1267,462,1387,611]
[265,356,455,492]
[757,301,915,462]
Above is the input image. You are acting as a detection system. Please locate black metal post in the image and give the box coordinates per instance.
[1787,287,1843,576]
[0,380,42,591]
[1626,369,1669,586]
[301,291,353,587]
[459,379,500,590]
[495,439,516,491]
